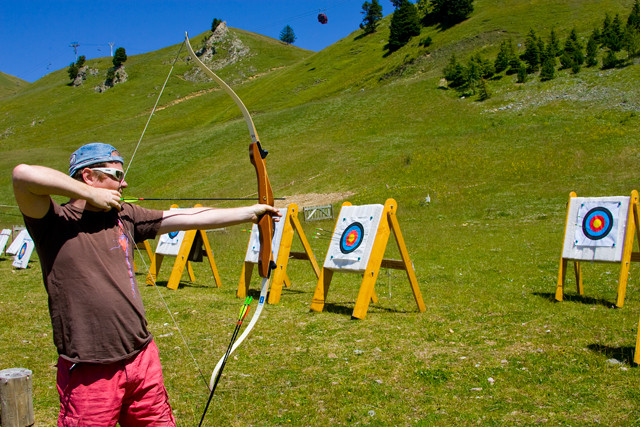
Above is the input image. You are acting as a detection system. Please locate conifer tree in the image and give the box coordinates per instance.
[360,0,384,34]
[211,18,222,33]
[430,0,475,25]
[625,0,640,58]
[602,49,618,69]
[67,63,79,81]
[522,29,541,73]
[443,53,466,87]
[586,31,599,67]
[112,47,127,68]
[516,61,527,83]
[477,78,490,101]
[602,14,624,51]
[629,0,640,30]
[279,25,296,44]
[387,0,421,52]
[494,39,513,73]
[539,44,556,80]
[548,28,561,57]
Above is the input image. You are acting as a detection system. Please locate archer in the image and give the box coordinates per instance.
[12,142,280,426]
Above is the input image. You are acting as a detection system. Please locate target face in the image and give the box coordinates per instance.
[17,242,27,259]
[582,207,614,240]
[339,222,364,254]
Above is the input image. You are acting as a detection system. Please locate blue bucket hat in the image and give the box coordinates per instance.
[69,143,124,176]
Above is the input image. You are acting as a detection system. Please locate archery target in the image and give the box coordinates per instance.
[244,207,287,264]
[0,229,10,255]
[323,203,384,272]
[340,222,364,254]
[12,235,34,269]
[562,196,629,262]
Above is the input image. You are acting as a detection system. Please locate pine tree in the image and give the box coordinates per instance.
[625,26,640,58]
[430,0,474,25]
[629,0,640,30]
[601,13,613,48]
[626,0,640,58]
[548,28,561,57]
[494,39,512,73]
[443,53,467,87]
[586,30,599,67]
[516,61,527,83]
[67,62,79,81]
[387,0,421,52]
[279,25,296,44]
[522,29,541,73]
[112,47,127,68]
[211,18,222,33]
[477,78,490,101]
[360,0,383,34]
[602,49,618,69]
[602,14,624,51]
[539,44,556,80]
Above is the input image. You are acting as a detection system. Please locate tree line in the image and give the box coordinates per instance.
[443,0,640,99]
[360,0,474,52]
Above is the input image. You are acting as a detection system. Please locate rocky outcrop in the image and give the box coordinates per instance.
[185,21,252,83]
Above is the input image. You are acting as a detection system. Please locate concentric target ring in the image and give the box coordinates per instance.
[17,242,27,259]
[339,222,365,254]
[582,207,614,241]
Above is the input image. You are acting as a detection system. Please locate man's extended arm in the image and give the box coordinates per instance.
[158,205,280,235]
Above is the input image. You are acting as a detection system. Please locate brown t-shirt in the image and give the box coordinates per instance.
[24,201,163,363]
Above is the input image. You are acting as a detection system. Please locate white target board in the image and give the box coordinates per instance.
[156,230,186,256]
[323,204,384,272]
[562,196,630,262]
[244,208,287,263]
[6,229,29,256]
[12,235,34,269]
[0,229,11,255]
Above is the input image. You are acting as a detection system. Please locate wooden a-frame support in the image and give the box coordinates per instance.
[237,203,320,304]
[146,204,222,290]
[556,190,640,308]
[310,198,426,319]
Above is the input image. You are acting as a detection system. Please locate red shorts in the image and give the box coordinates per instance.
[56,340,176,427]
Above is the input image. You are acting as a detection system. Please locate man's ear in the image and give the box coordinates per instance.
[81,168,97,185]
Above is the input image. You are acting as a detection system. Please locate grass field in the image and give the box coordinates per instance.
[2,1,640,424]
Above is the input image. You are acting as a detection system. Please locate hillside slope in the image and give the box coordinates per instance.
[0,71,28,98]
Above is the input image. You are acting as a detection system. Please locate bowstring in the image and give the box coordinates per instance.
[121,39,209,392]
[124,225,209,391]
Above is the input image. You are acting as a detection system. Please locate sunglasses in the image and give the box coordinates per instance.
[90,167,125,182]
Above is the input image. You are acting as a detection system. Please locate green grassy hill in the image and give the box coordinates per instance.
[2,1,640,424]
[0,71,28,98]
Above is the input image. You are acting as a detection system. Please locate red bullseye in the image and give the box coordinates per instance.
[589,215,605,232]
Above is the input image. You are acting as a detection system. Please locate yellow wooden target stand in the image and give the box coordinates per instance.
[555,191,640,364]
[310,198,426,319]
[237,203,320,304]
[146,204,222,290]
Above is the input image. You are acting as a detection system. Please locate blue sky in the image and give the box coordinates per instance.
[0,0,392,83]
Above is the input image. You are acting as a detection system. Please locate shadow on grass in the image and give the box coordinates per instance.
[587,343,637,366]
[149,280,213,290]
[533,292,615,308]
[318,302,409,317]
